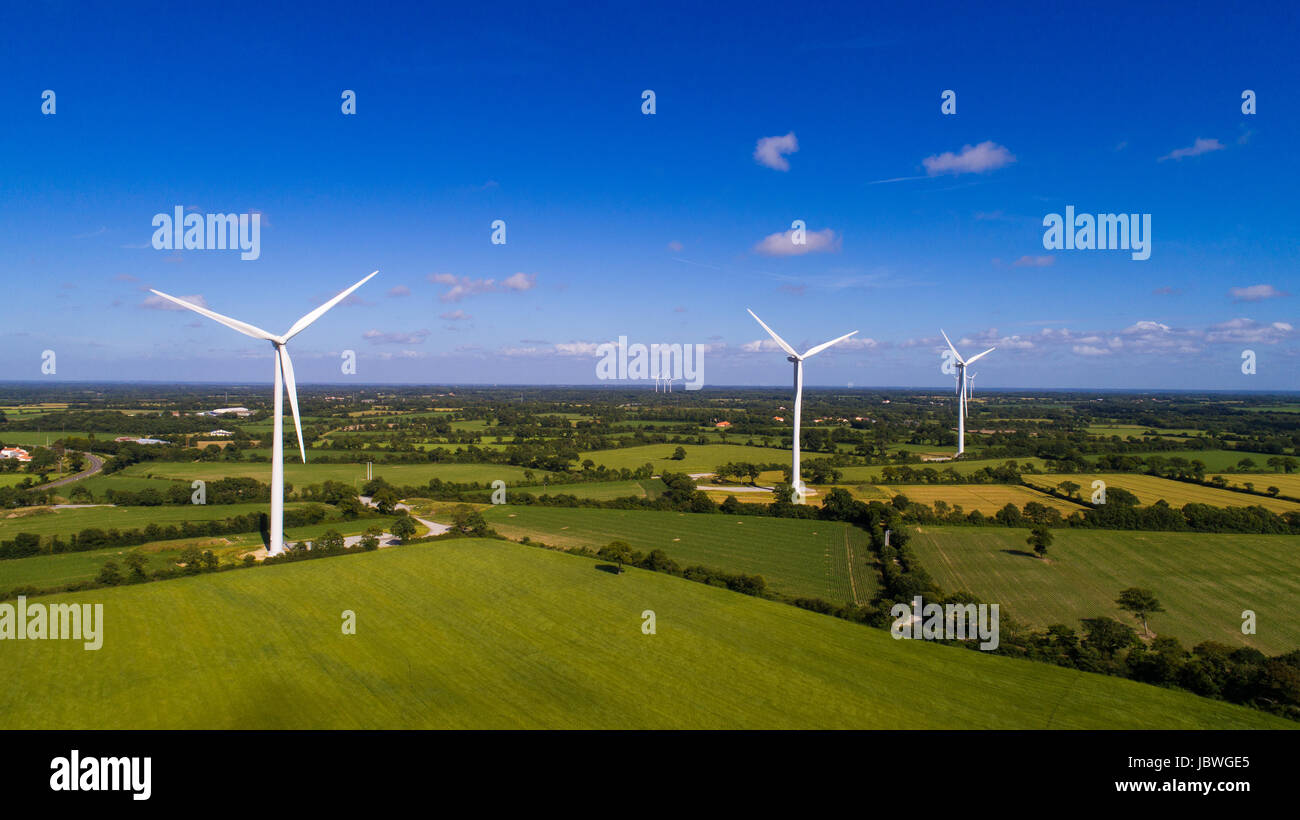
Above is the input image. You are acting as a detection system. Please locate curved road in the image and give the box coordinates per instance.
[41,452,105,490]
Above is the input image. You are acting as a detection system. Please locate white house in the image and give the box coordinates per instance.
[0,447,32,462]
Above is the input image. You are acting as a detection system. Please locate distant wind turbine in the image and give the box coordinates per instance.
[150,271,378,555]
[747,309,857,502]
[940,329,995,456]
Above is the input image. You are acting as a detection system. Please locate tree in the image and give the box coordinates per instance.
[1026,525,1053,559]
[315,530,345,554]
[1056,480,1080,499]
[96,561,123,585]
[671,446,686,461]
[123,552,148,582]
[1267,486,1280,497]
[1117,587,1164,638]
[391,514,418,542]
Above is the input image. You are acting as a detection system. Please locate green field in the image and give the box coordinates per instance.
[837,457,1050,481]
[116,461,540,487]
[483,506,872,604]
[909,526,1300,654]
[580,443,787,473]
[0,516,403,593]
[0,501,331,542]
[0,540,1287,729]
[1027,473,1300,513]
[515,479,666,500]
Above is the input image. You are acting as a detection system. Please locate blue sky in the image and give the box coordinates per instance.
[1,1,1296,389]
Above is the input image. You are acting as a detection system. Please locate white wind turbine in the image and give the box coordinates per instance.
[940,329,995,457]
[747,309,857,503]
[150,271,378,555]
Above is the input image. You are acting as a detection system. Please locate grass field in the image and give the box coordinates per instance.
[116,461,541,487]
[482,506,872,604]
[0,501,331,542]
[515,479,666,500]
[0,515,402,593]
[837,457,1050,481]
[1026,473,1300,513]
[579,443,787,473]
[909,526,1300,654]
[0,539,1287,729]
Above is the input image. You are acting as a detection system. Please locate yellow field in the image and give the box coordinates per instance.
[1208,473,1300,499]
[1027,473,1300,513]
[868,484,1084,514]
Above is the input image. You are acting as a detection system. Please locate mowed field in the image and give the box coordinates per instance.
[870,484,1084,515]
[1209,473,1300,497]
[482,506,872,604]
[0,540,1287,729]
[909,526,1300,654]
[116,461,540,486]
[579,443,787,473]
[1026,473,1300,513]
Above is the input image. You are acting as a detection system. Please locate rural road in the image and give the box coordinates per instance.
[358,496,451,537]
[41,452,104,490]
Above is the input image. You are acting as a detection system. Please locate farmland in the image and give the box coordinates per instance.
[1025,473,1300,513]
[909,526,1300,654]
[0,539,1286,729]
[482,505,872,603]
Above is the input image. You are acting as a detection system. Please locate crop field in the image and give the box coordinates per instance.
[1026,473,1300,513]
[482,505,872,604]
[115,461,540,487]
[0,501,333,542]
[1208,473,1300,498]
[579,443,788,473]
[862,484,1084,515]
[1,539,1286,729]
[908,526,1300,655]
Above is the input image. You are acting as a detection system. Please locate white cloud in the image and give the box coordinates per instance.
[667,240,683,252]
[1013,255,1054,267]
[754,227,840,256]
[387,285,411,298]
[1158,137,1225,162]
[428,272,537,302]
[439,309,471,321]
[922,141,1016,176]
[363,329,430,345]
[1230,284,1287,302]
[753,132,798,171]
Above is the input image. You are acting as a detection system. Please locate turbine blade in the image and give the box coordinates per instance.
[940,329,964,365]
[801,330,858,359]
[965,346,996,365]
[746,309,799,359]
[283,271,378,341]
[148,289,277,341]
[278,346,307,463]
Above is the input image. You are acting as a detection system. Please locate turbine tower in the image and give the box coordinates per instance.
[747,309,857,503]
[150,271,378,555]
[940,330,995,457]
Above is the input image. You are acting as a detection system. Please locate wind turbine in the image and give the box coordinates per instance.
[747,309,857,503]
[149,271,378,555]
[940,330,995,456]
